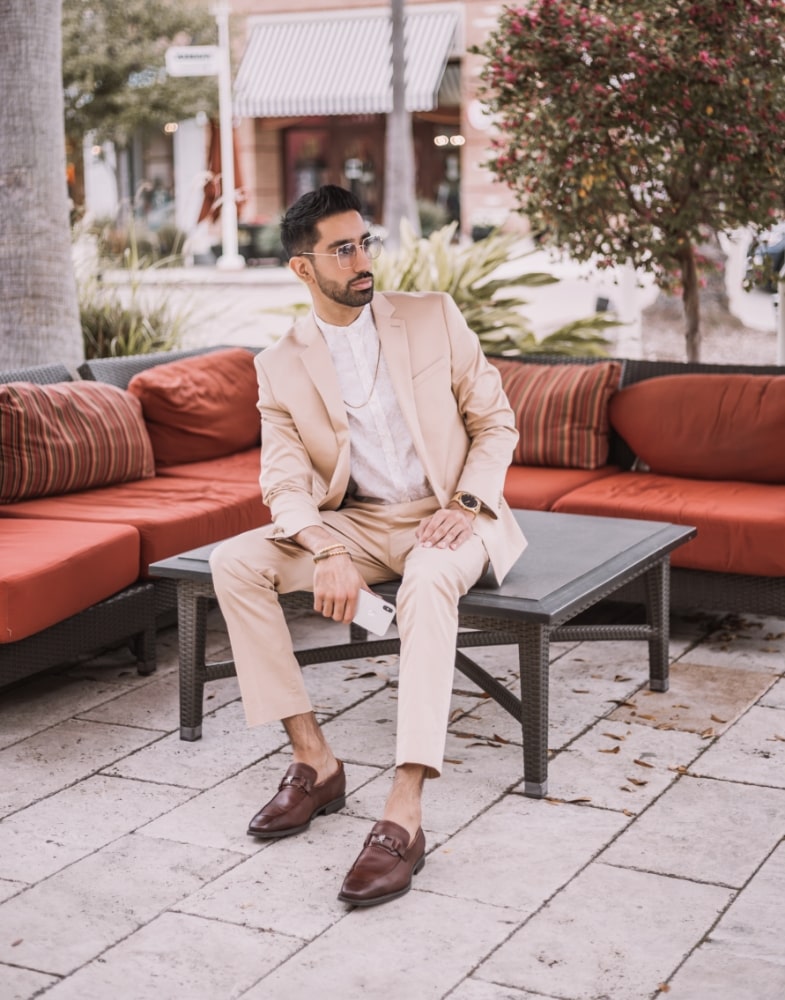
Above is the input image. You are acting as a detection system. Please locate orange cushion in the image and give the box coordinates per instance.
[610,373,785,482]
[553,472,785,576]
[156,448,261,483]
[0,477,271,574]
[0,520,139,642]
[503,464,620,511]
[490,359,622,469]
[0,381,154,502]
[127,348,261,466]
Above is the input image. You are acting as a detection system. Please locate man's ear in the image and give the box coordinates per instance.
[289,256,313,284]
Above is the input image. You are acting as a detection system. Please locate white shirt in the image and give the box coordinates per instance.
[315,305,431,503]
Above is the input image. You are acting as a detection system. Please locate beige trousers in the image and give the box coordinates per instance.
[209,496,489,777]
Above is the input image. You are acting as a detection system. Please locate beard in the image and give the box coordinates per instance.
[313,268,375,308]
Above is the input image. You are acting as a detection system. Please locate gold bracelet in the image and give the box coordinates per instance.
[315,543,347,556]
[313,548,351,563]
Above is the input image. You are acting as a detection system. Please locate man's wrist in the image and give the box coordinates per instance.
[450,491,481,515]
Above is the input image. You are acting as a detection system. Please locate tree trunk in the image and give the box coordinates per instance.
[0,0,82,368]
[678,242,701,363]
[383,0,420,250]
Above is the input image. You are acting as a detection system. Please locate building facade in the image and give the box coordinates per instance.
[227,0,518,239]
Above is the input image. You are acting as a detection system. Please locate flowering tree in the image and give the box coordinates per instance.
[474,0,785,361]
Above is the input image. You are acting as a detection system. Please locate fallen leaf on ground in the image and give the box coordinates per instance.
[614,675,632,682]
[627,777,649,786]
[634,758,655,768]
[710,714,727,724]
[669,765,690,774]
[443,758,463,765]
[768,734,785,742]
[700,727,716,739]
[492,733,511,744]
[599,746,621,754]
[572,688,590,694]
[602,732,625,741]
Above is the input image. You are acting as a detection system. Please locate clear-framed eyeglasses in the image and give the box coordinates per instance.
[297,234,384,270]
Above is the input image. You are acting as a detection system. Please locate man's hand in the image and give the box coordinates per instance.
[416,505,476,551]
[313,552,368,624]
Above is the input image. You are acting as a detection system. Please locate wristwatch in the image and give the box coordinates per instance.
[451,491,481,515]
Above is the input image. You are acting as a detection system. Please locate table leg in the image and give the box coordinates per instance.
[178,581,210,741]
[518,623,551,798]
[644,559,670,692]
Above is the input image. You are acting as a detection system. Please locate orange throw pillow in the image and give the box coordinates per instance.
[127,348,261,465]
[609,373,785,482]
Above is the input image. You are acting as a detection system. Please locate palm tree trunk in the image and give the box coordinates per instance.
[383,0,420,249]
[678,242,701,362]
[0,0,82,368]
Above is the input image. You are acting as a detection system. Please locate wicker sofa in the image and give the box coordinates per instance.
[489,354,785,618]
[2,346,784,691]
[0,346,270,689]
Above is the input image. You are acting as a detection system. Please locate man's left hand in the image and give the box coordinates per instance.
[416,506,476,550]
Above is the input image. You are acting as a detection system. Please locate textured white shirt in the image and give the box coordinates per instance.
[315,305,431,503]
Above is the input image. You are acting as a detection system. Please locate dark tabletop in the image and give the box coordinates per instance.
[150,509,696,627]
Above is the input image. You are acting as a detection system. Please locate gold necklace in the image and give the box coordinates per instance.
[344,339,382,409]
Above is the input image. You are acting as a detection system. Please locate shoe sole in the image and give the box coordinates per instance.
[246,793,346,839]
[338,854,426,907]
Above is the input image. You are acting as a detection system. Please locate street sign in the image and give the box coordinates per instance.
[165,45,220,78]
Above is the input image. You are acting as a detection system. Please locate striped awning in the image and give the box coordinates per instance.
[234,6,460,118]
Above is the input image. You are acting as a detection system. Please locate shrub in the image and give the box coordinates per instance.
[373,222,615,356]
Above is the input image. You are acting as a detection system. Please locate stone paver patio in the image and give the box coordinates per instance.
[1,603,784,1000]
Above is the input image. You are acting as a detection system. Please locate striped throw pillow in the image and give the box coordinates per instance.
[490,360,622,469]
[0,381,155,502]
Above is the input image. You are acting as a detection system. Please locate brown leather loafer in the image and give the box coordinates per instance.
[247,761,346,839]
[338,819,426,907]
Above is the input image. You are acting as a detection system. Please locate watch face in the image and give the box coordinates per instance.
[460,492,480,511]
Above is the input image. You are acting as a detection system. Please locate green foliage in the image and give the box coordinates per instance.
[90,217,187,267]
[373,222,614,356]
[473,0,785,357]
[62,0,217,145]
[76,226,190,358]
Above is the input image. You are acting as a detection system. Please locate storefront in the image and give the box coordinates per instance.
[232,4,464,229]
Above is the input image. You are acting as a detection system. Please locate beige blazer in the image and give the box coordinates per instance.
[254,290,527,585]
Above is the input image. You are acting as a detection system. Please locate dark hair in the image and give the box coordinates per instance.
[280,185,363,259]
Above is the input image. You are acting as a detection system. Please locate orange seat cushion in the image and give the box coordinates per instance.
[504,464,620,511]
[157,448,261,483]
[610,373,785,482]
[0,477,271,574]
[0,520,139,642]
[552,472,785,576]
[490,359,622,469]
[127,348,261,466]
[0,381,154,502]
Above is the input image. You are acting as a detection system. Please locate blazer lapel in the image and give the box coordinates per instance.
[372,296,433,478]
[296,313,349,439]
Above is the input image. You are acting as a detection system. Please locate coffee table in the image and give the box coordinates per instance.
[149,509,695,798]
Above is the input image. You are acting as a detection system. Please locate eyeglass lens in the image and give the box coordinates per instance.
[335,236,383,268]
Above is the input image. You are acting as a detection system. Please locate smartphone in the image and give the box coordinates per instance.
[352,589,396,636]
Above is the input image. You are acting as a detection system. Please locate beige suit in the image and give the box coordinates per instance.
[211,290,526,775]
